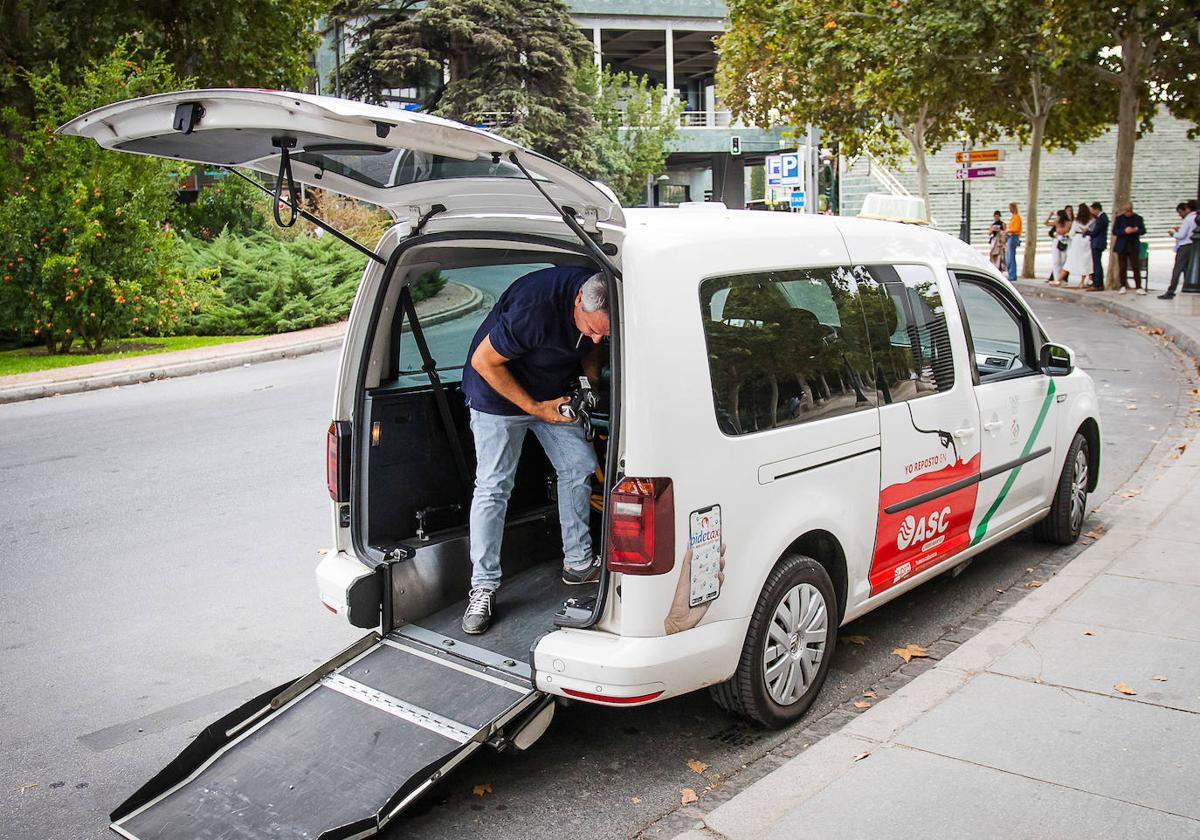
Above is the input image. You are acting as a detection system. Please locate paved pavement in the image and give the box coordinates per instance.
[668,260,1200,839]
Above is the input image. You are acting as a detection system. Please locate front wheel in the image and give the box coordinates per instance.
[1034,432,1090,545]
[710,555,837,728]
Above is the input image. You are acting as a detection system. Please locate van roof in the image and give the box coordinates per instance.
[621,208,993,275]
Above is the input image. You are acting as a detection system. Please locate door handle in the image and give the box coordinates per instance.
[983,420,1004,432]
[953,427,977,442]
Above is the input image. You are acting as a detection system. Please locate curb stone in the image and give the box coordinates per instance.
[0,281,483,405]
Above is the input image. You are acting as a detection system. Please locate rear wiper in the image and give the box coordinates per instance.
[505,152,621,280]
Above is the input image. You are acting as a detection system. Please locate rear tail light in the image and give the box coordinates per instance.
[326,421,351,502]
[607,477,674,575]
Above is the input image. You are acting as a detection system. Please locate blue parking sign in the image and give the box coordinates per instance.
[780,153,802,186]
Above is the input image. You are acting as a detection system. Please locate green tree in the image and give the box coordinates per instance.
[576,64,681,206]
[0,45,199,353]
[973,0,1114,279]
[1,0,325,126]
[333,0,600,175]
[1050,0,1200,286]
[719,0,992,215]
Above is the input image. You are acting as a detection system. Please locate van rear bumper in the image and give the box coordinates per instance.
[532,618,748,705]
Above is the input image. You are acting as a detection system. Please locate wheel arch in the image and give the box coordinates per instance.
[1077,417,1101,492]
[781,529,849,624]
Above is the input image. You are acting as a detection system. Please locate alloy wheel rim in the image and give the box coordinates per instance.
[763,583,828,706]
[1070,448,1089,534]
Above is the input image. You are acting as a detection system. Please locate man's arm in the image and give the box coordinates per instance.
[471,336,570,423]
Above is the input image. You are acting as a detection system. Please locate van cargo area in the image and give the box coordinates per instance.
[110,240,617,840]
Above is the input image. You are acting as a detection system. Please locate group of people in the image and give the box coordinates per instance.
[988,199,1197,296]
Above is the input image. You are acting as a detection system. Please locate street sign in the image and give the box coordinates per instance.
[766,155,782,187]
[954,149,1004,164]
[790,190,806,209]
[778,152,803,186]
[955,166,997,180]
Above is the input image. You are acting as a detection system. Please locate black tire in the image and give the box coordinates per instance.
[710,555,838,728]
[1034,432,1090,545]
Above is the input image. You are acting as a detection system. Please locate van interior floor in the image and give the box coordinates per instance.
[416,561,580,661]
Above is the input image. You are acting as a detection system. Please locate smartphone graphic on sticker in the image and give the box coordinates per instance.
[689,504,722,608]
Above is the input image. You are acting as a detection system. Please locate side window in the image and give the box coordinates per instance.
[855,265,955,402]
[700,267,878,435]
[957,279,1034,381]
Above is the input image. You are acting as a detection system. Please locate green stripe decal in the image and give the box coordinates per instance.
[971,378,1057,546]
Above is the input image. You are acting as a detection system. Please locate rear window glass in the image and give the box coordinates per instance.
[292,148,528,190]
[700,267,879,435]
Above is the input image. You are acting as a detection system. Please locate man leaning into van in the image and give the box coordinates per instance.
[459,267,611,634]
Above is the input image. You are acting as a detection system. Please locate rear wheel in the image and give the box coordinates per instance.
[1034,433,1089,545]
[710,555,837,728]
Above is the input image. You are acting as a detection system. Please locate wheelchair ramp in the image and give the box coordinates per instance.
[112,632,541,840]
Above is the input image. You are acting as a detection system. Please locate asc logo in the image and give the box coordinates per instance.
[896,506,952,550]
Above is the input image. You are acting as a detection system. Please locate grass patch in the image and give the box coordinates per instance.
[0,335,256,377]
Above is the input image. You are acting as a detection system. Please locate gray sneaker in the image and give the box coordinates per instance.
[562,555,602,585]
[461,587,494,635]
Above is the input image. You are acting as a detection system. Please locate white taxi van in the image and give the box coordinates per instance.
[62,90,1101,839]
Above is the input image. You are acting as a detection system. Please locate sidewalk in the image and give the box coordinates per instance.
[668,275,1200,839]
[0,280,483,404]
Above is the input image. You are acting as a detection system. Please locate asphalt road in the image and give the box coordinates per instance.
[0,295,1191,840]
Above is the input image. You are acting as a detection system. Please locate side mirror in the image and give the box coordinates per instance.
[1040,342,1075,376]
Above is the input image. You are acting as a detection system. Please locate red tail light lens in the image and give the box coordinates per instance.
[327,421,351,502]
[607,477,674,575]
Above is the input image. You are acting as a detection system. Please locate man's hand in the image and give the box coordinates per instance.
[531,397,572,424]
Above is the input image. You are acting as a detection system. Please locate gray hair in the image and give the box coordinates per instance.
[579,273,609,313]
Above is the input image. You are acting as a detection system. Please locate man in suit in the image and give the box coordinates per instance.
[1112,202,1147,295]
[1087,202,1108,290]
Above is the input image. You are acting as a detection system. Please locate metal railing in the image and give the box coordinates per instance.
[679,110,736,128]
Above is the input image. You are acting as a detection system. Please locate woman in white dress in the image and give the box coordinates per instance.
[1048,209,1071,285]
[1056,202,1093,288]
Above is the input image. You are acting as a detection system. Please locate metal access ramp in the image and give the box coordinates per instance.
[111,630,546,840]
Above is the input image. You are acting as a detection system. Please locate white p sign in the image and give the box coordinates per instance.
[779,152,802,186]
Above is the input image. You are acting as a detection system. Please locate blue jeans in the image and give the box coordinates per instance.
[468,408,597,590]
[1006,235,1020,281]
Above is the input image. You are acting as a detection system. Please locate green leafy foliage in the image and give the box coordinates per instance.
[1,1,328,124]
[333,0,600,175]
[174,232,445,336]
[0,45,200,353]
[168,171,269,241]
[576,64,681,207]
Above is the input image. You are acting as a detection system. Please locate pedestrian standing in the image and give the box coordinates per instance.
[1159,200,1197,300]
[1006,202,1022,282]
[1048,210,1071,286]
[989,210,1007,272]
[1063,203,1093,288]
[1087,202,1108,290]
[1113,202,1147,295]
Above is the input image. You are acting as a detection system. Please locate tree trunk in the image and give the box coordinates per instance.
[913,142,930,220]
[1107,35,1143,289]
[895,110,931,220]
[1022,112,1047,280]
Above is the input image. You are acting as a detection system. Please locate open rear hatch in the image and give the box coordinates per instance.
[112,630,549,840]
[57,88,624,229]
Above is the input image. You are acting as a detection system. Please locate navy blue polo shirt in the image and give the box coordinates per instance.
[461,266,593,416]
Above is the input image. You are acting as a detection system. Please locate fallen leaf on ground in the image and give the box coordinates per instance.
[631,796,642,805]
[841,634,869,646]
[1083,526,1106,540]
[1126,403,1138,410]
[1024,581,1043,588]
[892,644,929,663]
[1083,630,1096,636]
[472,783,493,797]
[1121,489,1141,499]
[995,588,1005,593]
[686,759,709,775]
[1114,682,1137,696]
[863,690,877,698]
[681,788,699,805]
[852,751,871,762]
[1152,674,1168,682]
[1178,444,1188,456]
[19,784,38,794]
[1025,567,1034,573]
[853,701,872,709]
